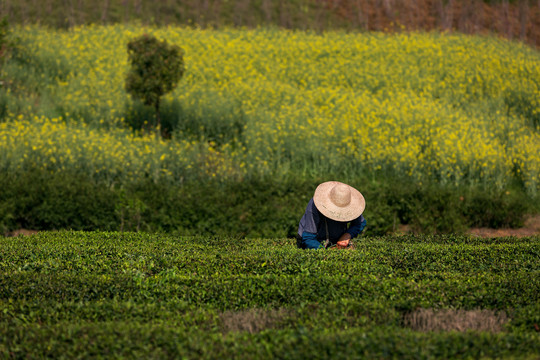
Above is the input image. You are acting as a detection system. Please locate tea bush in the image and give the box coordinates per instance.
[0,170,534,236]
[0,231,538,358]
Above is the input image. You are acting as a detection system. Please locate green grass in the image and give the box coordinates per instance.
[1,231,539,358]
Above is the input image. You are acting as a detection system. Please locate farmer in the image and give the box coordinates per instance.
[297,181,366,249]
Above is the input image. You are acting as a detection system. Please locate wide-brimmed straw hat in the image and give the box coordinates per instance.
[313,181,365,222]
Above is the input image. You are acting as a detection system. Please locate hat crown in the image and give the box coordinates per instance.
[313,181,365,221]
[329,184,351,207]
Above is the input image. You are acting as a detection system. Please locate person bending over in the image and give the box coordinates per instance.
[297,181,366,249]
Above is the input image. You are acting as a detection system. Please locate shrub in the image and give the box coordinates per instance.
[0,170,119,231]
[0,18,10,66]
[462,187,531,228]
[125,34,184,136]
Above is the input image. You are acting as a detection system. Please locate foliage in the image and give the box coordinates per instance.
[0,170,118,232]
[125,34,184,134]
[0,18,9,66]
[3,25,539,192]
[2,0,540,50]
[0,231,539,358]
[0,170,534,237]
[0,18,13,120]
[0,25,539,234]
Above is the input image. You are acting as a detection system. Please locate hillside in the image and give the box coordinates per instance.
[1,25,539,236]
[2,0,540,48]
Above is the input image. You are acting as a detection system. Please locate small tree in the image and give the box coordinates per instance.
[125,34,184,136]
[0,18,12,74]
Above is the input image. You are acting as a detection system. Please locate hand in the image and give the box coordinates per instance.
[336,239,350,247]
[336,232,351,247]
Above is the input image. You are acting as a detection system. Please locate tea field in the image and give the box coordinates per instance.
[0,231,539,359]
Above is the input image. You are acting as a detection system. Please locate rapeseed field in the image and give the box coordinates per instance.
[1,24,539,192]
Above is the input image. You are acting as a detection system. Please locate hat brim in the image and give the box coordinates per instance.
[313,181,365,222]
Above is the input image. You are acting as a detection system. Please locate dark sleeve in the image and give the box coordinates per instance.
[346,215,366,238]
[302,231,323,250]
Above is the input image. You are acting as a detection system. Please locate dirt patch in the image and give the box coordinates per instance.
[6,215,540,238]
[6,229,39,237]
[219,308,291,334]
[403,308,509,333]
[393,215,540,238]
[468,215,540,238]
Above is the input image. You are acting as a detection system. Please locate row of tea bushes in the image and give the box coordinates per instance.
[1,231,539,358]
[1,170,535,237]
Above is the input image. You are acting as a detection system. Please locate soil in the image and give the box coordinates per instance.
[394,215,540,238]
[7,229,40,237]
[6,216,540,238]
[467,215,540,238]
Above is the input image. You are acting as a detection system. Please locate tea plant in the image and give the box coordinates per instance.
[0,231,538,358]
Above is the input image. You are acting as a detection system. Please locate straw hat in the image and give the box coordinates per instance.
[313,181,365,222]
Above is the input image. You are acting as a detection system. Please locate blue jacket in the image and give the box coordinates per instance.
[297,198,366,249]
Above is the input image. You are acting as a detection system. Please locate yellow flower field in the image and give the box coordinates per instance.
[2,25,539,191]
[0,115,239,183]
